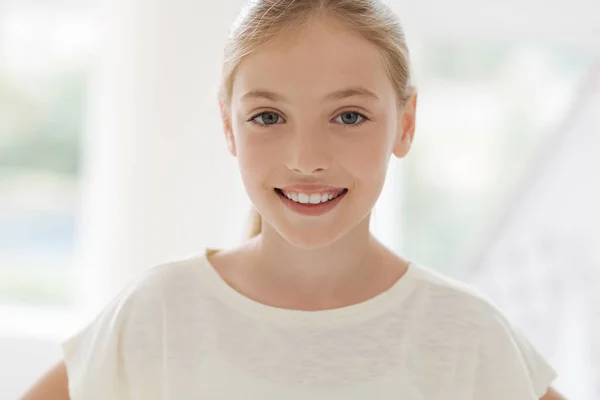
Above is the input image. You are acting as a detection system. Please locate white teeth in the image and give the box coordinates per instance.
[309,194,321,204]
[281,190,344,205]
[298,193,310,204]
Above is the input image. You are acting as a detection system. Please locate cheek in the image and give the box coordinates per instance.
[338,129,392,180]
[233,127,281,188]
[237,146,271,187]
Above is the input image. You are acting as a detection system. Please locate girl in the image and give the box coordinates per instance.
[23,0,565,399]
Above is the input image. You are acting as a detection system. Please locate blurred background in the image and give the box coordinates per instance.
[1,0,598,398]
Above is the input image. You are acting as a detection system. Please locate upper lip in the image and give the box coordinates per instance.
[278,184,347,194]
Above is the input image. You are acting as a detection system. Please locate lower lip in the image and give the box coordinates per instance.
[276,189,347,216]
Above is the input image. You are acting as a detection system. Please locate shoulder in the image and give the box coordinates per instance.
[128,254,210,302]
[61,253,211,398]
[407,262,504,325]
[408,263,547,352]
[77,254,208,325]
[107,253,216,343]
[63,252,209,344]
[408,264,557,398]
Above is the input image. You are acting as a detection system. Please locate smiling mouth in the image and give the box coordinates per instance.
[274,188,348,205]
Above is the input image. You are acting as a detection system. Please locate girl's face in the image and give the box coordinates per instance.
[221,18,416,249]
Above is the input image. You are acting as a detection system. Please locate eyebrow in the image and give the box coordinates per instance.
[240,86,380,103]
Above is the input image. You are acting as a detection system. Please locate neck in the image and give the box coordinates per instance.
[245,214,386,297]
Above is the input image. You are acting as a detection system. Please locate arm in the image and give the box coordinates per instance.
[540,386,567,400]
[19,361,70,400]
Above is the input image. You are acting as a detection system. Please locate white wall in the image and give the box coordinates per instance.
[76,0,249,308]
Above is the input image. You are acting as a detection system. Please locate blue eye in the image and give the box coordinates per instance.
[250,111,284,126]
[334,111,366,126]
[248,110,368,128]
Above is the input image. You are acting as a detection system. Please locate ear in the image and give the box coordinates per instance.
[392,93,417,158]
[219,99,237,157]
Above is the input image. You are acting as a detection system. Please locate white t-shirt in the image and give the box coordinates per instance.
[62,248,557,400]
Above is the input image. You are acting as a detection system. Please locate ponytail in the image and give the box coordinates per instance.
[243,206,262,240]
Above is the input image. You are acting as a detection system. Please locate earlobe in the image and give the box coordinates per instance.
[393,93,417,158]
[392,132,411,158]
[219,100,237,156]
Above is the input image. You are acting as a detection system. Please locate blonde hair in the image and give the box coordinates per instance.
[219,0,416,240]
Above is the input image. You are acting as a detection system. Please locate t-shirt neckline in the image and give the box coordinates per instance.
[199,248,422,327]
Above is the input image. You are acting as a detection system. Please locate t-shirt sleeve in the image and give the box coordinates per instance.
[61,268,163,400]
[474,309,558,399]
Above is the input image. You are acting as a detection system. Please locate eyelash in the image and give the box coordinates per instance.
[247,110,370,129]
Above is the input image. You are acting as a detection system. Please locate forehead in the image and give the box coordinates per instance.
[231,18,394,103]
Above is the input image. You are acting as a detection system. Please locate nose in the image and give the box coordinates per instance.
[286,128,332,174]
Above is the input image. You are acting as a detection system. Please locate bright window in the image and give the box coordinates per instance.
[0,3,97,307]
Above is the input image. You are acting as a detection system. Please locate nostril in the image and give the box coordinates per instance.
[292,167,327,174]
